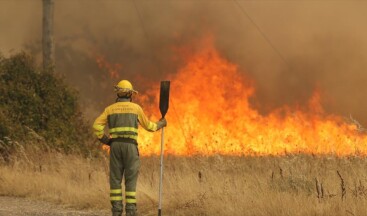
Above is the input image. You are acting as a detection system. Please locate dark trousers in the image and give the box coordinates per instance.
[110,141,140,215]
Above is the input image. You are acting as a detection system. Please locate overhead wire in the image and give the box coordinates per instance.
[133,0,293,151]
[233,0,290,67]
[132,0,156,66]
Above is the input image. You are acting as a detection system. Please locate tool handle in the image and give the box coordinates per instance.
[158,127,164,215]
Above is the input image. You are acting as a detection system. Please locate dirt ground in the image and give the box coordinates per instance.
[0,196,110,216]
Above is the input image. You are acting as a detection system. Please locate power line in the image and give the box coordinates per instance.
[233,0,290,67]
[132,0,157,66]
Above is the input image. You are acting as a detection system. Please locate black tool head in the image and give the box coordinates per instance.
[159,81,170,118]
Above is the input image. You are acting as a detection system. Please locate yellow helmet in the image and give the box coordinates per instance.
[114,80,138,97]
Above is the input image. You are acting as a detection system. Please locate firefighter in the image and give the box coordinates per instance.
[93,80,167,216]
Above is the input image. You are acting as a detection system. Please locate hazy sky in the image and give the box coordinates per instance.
[1,0,367,124]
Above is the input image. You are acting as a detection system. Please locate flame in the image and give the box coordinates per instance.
[135,36,367,156]
[96,54,121,79]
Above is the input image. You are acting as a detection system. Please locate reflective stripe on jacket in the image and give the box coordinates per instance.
[93,101,157,140]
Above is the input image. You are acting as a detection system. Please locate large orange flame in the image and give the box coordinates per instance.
[134,37,367,156]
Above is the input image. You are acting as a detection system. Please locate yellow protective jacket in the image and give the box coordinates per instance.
[93,100,158,142]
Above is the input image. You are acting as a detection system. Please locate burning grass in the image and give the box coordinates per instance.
[136,36,367,157]
[1,144,367,216]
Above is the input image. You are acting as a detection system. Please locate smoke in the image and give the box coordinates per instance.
[1,1,367,124]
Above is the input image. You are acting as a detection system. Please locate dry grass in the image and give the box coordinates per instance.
[1,144,367,216]
[0,144,110,210]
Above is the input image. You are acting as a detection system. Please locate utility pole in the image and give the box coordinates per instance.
[42,0,55,72]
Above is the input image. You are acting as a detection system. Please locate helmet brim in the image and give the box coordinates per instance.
[114,86,138,94]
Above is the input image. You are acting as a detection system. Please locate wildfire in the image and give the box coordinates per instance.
[134,36,367,156]
[96,54,121,79]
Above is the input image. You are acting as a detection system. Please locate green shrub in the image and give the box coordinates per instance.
[0,52,95,155]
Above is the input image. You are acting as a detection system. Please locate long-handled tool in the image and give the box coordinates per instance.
[158,81,170,216]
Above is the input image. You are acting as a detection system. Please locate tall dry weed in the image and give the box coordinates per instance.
[1,143,367,215]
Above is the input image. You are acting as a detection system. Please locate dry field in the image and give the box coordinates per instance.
[1,144,367,216]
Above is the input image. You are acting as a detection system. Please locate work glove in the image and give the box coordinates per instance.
[98,134,111,146]
[156,118,167,130]
[102,144,110,155]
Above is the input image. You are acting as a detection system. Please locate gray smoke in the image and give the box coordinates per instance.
[1,1,367,125]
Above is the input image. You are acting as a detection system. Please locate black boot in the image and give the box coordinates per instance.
[113,212,122,216]
[125,209,137,216]
[125,203,137,216]
[111,201,123,216]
